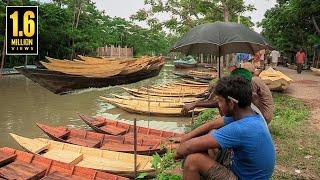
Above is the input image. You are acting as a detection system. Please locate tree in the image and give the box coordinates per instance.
[259,0,320,57]
[130,0,255,35]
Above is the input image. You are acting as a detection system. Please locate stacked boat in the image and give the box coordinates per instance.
[259,67,293,91]
[2,113,184,179]
[100,81,208,116]
[15,56,164,94]
[311,67,320,76]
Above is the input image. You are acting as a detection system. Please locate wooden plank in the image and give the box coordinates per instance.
[41,172,86,180]
[0,151,16,167]
[0,161,46,180]
[100,125,126,135]
[66,137,100,148]
[42,150,83,165]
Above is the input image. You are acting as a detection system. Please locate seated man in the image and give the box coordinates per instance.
[182,66,274,124]
[175,76,275,180]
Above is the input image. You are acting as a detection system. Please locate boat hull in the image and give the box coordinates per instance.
[15,65,163,94]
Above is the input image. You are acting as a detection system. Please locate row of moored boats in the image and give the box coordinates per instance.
[4,114,183,179]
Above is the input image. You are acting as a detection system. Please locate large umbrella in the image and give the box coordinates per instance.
[170,21,273,78]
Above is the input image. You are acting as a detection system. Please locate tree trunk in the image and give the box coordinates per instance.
[1,0,10,77]
[312,16,320,34]
[221,0,229,22]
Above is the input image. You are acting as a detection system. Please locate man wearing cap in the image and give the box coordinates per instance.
[181,65,274,124]
[175,76,276,179]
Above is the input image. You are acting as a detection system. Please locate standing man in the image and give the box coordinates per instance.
[259,49,266,71]
[296,48,307,74]
[270,50,280,69]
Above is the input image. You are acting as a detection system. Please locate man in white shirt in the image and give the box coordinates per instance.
[270,50,280,69]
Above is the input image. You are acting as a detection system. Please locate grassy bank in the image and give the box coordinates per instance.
[270,93,320,179]
[151,93,320,179]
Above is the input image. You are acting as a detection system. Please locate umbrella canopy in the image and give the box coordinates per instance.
[170,21,272,56]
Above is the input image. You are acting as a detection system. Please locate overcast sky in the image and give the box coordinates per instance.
[91,0,278,33]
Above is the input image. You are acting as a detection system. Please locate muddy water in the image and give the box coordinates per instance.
[0,63,196,149]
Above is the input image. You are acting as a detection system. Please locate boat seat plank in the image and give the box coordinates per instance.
[0,151,16,167]
[0,161,46,179]
[42,150,83,165]
[78,157,138,171]
[91,119,105,127]
[52,129,70,139]
[100,142,152,152]
[41,172,86,180]
[66,137,101,148]
[100,125,126,135]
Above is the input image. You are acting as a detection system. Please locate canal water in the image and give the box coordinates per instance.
[0,63,195,149]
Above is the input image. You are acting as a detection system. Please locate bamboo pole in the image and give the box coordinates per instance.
[134,118,137,178]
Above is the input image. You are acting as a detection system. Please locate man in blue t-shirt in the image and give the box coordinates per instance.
[174,76,275,180]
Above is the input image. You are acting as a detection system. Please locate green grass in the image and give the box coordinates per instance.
[270,93,320,179]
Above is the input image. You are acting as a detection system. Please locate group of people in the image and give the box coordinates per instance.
[172,64,276,179]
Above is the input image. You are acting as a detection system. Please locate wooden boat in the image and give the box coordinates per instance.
[259,67,293,91]
[46,57,124,68]
[15,62,163,95]
[79,114,184,138]
[173,58,197,69]
[0,147,127,180]
[36,123,164,155]
[181,79,209,85]
[10,133,154,178]
[100,96,184,108]
[41,61,126,77]
[311,67,320,76]
[98,99,203,116]
[188,70,214,77]
[173,71,214,81]
[174,63,197,68]
[139,86,206,95]
[113,94,200,103]
[78,55,132,64]
[122,87,203,97]
[172,82,209,88]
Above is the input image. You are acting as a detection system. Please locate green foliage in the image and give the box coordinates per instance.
[152,150,182,180]
[259,0,320,57]
[192,109,218,130]
[1,0,173,67]
[131,0,255,35]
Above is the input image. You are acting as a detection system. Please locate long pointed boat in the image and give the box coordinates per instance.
[10,134,154,178]
[0,147,127,180]
[112,94,200,103]
[15,62,163,94]
[181,79,209,85]
[100,96,184,108]
[122,87,203,97]
[36,123,165,155]
[79,114,184,138]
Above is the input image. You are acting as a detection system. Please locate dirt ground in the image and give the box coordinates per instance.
[277,66,320,130]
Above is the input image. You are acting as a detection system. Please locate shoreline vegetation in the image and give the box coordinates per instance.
[151,93,319,179]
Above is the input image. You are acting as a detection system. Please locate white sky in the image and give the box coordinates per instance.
[92,0,278,33]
